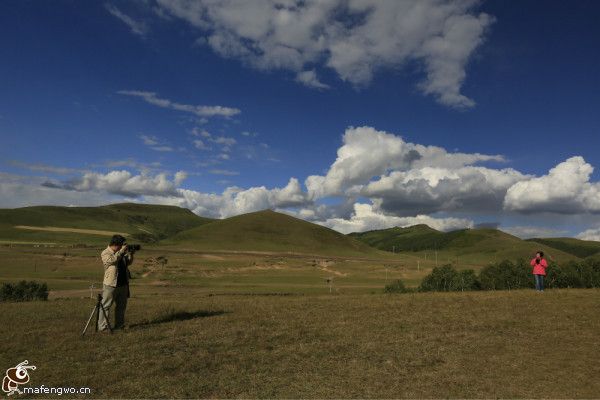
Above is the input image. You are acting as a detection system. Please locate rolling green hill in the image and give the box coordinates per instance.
[0,203,213,245]
[348,224,444,252]
[162,209,384,257]
[526,237,600,258]
[350,225,580,264]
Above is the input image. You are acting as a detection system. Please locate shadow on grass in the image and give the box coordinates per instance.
[130,310,228,328]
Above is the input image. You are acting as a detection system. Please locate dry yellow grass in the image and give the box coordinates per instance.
[1,289,599,398]
[2,245,599,398]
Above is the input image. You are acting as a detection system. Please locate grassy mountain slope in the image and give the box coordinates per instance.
[350,225,579,263]
[348,224,444,252]
[162,209,384,257]
[526,237,600,258]
[0,203,213,244]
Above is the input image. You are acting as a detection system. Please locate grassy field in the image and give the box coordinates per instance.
[0,244,421,294]
[1,289,599,398]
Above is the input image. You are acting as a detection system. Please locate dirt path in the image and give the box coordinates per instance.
[317,260,348,277]
[14,225,128,236]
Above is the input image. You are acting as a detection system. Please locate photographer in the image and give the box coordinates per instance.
[98,234,134,331]
[530,251,548,292]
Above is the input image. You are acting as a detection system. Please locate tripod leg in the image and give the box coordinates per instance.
[95,301,100,332]
[82,304,98,336]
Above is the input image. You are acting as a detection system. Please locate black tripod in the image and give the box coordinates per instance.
[81,294,113,336]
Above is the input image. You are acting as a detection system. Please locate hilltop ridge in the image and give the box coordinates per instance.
[161,208,383,257]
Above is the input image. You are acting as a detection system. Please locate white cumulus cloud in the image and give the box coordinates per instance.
[305,126,507,205]
[44,170,187,198]
[504,156,600,214]
[145,177,311,218]
[155,0,493,108]
[364,165,526,215]
[576,228,600,242]
[316,202,473,234]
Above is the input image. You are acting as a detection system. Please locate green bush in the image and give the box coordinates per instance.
[479,259,532,290]
[417,258,600,293]
[0,280,48,302]
[455,269,482,291]
[419,265,480,292]
[384,279,410,293]
[546,260,600,288]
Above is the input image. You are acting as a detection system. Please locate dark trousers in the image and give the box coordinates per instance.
[534,274,544,291]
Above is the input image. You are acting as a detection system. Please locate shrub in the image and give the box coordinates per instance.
[546,260,600,288]
[0,280,48,302]
[479,259,532,290]
[455,269,482,291]
[384,279,410,293]
[419,265,480,292]
[418,258,600,293]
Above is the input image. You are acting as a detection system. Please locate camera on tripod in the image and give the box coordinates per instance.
[125,243,141,253]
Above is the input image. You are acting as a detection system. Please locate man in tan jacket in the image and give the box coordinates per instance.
[98,234,134,331]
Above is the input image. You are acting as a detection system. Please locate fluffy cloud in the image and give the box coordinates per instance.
[0,173,120,208]
[295,70,330,90]
[118,90,240,117]
[1,171,310,220]
[44,170,187,198]
[504,157,600,214]
[305,126,508,204]
[155,0,493,108]
[145,177,311,218]
[576,228,600,242]
[315,202,473,234]
[365,165,526,216]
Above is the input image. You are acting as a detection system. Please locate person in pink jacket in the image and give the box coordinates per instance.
[530,251,548,292]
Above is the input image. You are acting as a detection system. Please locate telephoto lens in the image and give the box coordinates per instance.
[127,244,141,252]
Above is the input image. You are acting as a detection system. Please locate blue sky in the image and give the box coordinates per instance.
[1,0,600,239]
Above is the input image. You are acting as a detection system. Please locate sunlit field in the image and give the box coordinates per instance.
[1,244,599,398]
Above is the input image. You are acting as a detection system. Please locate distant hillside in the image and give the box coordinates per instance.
[0,203,213,245]
[526,237,600,258]
[350,225,579,263]
[162,209,383,257]
[348,224,444,252]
